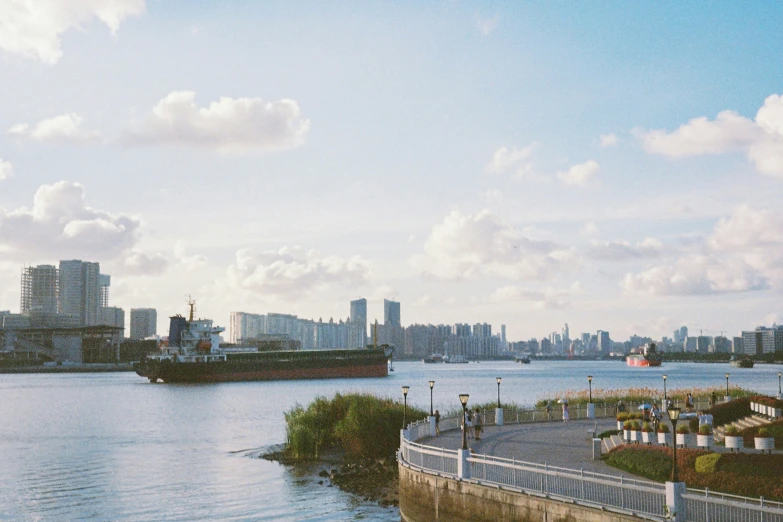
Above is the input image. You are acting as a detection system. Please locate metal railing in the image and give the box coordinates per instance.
[399,408,781,522]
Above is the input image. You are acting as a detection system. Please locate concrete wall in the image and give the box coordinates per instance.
[399,463,646,522]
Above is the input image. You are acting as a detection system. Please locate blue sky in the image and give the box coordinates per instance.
[1,1,782,341]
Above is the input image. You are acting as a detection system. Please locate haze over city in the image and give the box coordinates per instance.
[1,2,783,341]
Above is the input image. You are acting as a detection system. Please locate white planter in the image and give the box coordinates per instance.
[697,434,713,449]
[755,437,775,453]
[617,421,624,431]
[629,430,640,443]
[623,429,632,442]
[724,435,743,452]
[676,433,696,448]
[657,432,672,446]
[641,431,655,445]
[773,408,782,419]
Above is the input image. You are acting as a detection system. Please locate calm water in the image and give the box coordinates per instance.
[1,360,780,521]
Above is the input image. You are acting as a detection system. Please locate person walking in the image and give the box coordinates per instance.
[473,410,482,441]
[686,392,694,411]
[434,409,440,436]
[562,402,570,423]
[546,401,553,421]
[465,408,473,438]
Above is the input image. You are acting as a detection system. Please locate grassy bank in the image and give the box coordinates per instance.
[535,386,756,409]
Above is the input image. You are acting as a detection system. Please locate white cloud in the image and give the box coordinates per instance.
[0,0,145,65]
[599,133,618,147]
[477,15,500,36]
[639,94,783,179]
[0,158,13,180]
[490,284,574,309]
[123,90,311,154]
[588,237,663,261]
[486,143,539,174]
[412,209,578,280]
[123,251,168,276]
[227,246,370,299]
[556,160,599,186]
[582,222,598,236]
[8,113,102,143]
[623,205,783,296]
[0,181,140,259]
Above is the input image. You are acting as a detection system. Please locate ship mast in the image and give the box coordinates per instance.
[188,296,196,322]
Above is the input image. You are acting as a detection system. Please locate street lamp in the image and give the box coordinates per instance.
[725,373,730,397]
[459,393,470,450]
[662,374,667,403]
[587,375,593,403]
[429,380,435,416]
[402,386,410,429]
[668,407,681,482]
[779,372,782,397]
[496,377,502,408]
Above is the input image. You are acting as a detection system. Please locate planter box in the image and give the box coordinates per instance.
[755,437,775,453]
[657,432,672,446]
[724,435,743,452]
[773,408,782,419]
[629,430,640,443]
[617,421,624,431]
[623,429,630,442]
[697,434,713,449]
[641,431,655,445]
[676,433,696,448]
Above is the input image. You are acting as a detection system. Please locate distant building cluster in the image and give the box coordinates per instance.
[661,324,783,356]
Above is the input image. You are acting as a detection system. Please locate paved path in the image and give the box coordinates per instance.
[419,418,620,474]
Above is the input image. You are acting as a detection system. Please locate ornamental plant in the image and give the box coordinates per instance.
[623,420,633,430]
[757,427,771,438]
[724,425,740,436]
[617,412,630,422]
[698,424,713,435]
[631,420,641,430]
[676,424,690,434]
[641,422,652,433]
[657,423,670,433]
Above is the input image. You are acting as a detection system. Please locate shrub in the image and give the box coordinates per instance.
[623,420,633,430]
[757,427,770,438]
[676,424,690,434]
[657,423,670,433]
[617,412,630,422]
[631,420,641,430]
[705,397,751,427]
[641,422,652,433]
[695,453,721,473]
[741,419,783,449]
[605,446,672,482]
[597,429,620,439]
[724,425,740,436]
[699,424,713,435]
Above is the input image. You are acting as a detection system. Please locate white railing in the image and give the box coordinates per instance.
[400,410,781,522]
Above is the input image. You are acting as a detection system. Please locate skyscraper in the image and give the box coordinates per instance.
[350,298,367,345]
[383,299,400,326]
[597,330,611,355]
[20,264,59,314]
[130,308,158,339]
[59,260,102,326]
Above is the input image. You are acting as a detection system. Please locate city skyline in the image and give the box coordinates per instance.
[1,3,783,340]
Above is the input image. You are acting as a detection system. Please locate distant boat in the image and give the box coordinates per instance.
[443,354,468,364]
[730,355,754,368]
[626,343,662,367]
[423,353,444,364]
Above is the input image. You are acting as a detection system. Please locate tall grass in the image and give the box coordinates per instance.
[284,392,428,459]
[534,386,756,408]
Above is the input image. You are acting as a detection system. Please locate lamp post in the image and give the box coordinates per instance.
[402,386,410,429]
[668,407,681,482]
[496,377,502,408]
[429,380,435,416]
[588,375,593,403]
[779,372,782,397]
[725,373,730,397]
[459,393,470,450]
[662,374,667,403]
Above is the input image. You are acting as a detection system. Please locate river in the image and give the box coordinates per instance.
[1,360,780,521]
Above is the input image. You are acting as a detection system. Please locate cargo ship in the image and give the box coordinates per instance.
[134,302,389,383]
[729,355,754,368]
[626,343,662,367]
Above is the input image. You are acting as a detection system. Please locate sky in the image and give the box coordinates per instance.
[1,1,782,342]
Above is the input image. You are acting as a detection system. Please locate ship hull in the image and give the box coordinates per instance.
[135,350,388,383]
[626,356,662,367]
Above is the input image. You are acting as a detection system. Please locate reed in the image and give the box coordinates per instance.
[534,385,756,408]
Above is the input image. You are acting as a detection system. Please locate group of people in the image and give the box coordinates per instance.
[462,409,484,440]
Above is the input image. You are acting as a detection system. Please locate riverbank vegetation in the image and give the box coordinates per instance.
[535,386,756,409]
[605,446,783,501]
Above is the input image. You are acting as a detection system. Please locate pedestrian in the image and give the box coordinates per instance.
[686,392,694,410]
[434,409,440,436]
[465,408,473,438]
[546,401,553,421]
[562,402,569,423]
[474,410,482,441]
[710,392,716,408]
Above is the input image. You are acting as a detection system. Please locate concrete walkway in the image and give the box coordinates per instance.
[419,417,620,474]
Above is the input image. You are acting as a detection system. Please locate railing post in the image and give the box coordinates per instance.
[512,457,516,488]
[665,481,686,522]
[761,497,765,522]
[620,475,624,509]
[580,468,584,499]
[544,463,548,493]
[705,488,709,522]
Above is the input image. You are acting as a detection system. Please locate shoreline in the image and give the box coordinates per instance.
[0,363,135,374]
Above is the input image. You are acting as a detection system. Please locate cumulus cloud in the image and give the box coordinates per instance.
[485,143,546,181]
[623,205,783,296]
[556,160,599,186]
[412,209,578,280]
[8,113,102,143]
[477,15,500,36]
[588,237,663,261]
[0,181,140,259]
[0,0,145,65]
[639,94,783,179]
[491,283,580,309]
[599,133,618,147]
[123,251,168,275]
[227,246,370,299]
[123,91,311,154]
[0,158,13,180]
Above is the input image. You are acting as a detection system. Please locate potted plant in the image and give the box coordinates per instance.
[697,423,713,449]
[657,423,671,446]
[641,422,654,445]
[754,427,775,454]
[724,425,743,452]
[616,412,629,431]
[676,424,695,448]
[623,419,633,442]
[629,420,640,443]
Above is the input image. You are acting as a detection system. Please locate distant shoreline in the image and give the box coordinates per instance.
[0,363,135,374]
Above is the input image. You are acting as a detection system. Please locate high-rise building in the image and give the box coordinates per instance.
[453,323,471,337]
[473,323,492,338]
[20,264,59,314]
[384,299,400,326]
[597,330,611,355]
[759,326,783,354]
[59,260,102,326]
[501,324,507,344]
[741,330,763,356]
[100,306,125,329]
[732,336,743,353]
[130,308,158,340]
[350,298,367,345]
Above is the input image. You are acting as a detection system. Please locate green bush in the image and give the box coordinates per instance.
[623,420,633,430]
[597,429,620,439]
[705,397,751,427]
[657,423,670,433]
[695,453,721,473]
[677,424,690,434]
[724,425,740,436]
[605,446,671,482]
[699,424,712,435]
[718,453,783,478]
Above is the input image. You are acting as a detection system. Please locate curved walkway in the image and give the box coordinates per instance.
[419,417,618,473]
